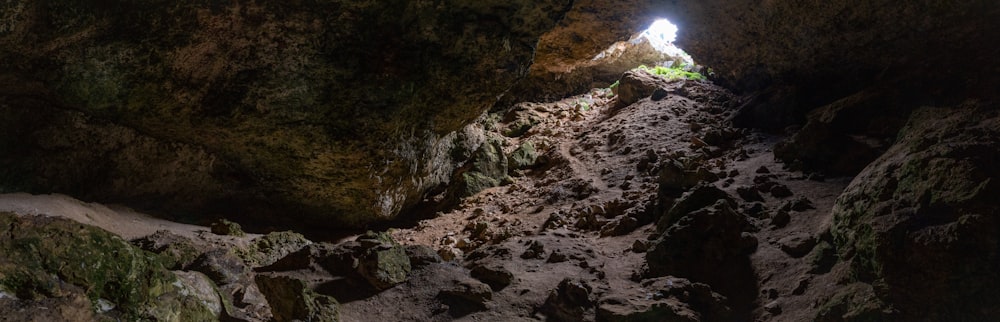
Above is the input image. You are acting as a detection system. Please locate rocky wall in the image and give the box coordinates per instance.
[0,0,572,228]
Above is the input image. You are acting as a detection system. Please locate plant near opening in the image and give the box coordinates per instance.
[635,64,707,81]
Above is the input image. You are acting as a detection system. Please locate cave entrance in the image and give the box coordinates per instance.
[638,19,692,65]
[591,18,701,77]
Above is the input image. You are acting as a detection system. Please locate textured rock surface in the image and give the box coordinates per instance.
[662,1,1000,89]
[0,0,573,228]
[830,104,1000,320]
[0,213,216,321]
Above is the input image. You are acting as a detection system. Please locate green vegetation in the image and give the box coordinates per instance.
[635,64,707,81]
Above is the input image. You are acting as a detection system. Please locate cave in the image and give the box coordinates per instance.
[0,1,998,321]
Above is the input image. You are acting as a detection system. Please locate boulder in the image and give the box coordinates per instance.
[596,277,732,322]
[539,279,594,322]
[353,232,412,291]
[255,275,340,322]
[830,104,1000,320]
[613,70,674,108]
[0,213,216,321]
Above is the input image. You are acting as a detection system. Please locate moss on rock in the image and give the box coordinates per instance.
[0,212,216,321]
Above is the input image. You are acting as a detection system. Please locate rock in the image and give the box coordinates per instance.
[755,166,770,174]
[539,279,593,322]
[740,232,759,253]
[521,240,546,259]
[596,277,731,322]
[437,278,493,314]
[405,245,442,268]
[0,288,98,322]
[546,250,569,263]
[807,241,838,274]
[764,300,782,315]
[744,202,766,218]
[438,246,463,262]
[777,233,817,258]
[631,240,651,253]
[658,183,734,231]
[508,141,540,171]
[210,219,245,237]
[614,70,674,108]
[503,109,543,138]
[239,231,312,268]
[769,184,793,198]
[646,200,755,302]
[132,230,201,270]
[830,105,1000,320]
[255,274,340,322]
[792,278,810,295]
[770,210,791,228]
[0,0,577,231]
[773,88,905,175]
[446,138,510,203]
[736,186,764,202]
[781,196,815,212]
[650,87,670,101]
[660,0,997,129]
[190,248,251,285]
[0,213,216,321]
[217,282,273,322]
[353,232,412,290]
[815,283,892,321]
[173,271,224,318]
[469,262,514,291]
[599,216,639,237]
[657,161,718,196]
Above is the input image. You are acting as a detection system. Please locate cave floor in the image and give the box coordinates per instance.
[341,81,855,321]
[0,78,857,321]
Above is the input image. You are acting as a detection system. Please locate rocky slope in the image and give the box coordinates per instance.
[2,65,999,321]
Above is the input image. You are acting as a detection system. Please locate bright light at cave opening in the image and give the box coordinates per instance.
[639,19,691,63]
[643,19,679,44]
[593,18,694,66]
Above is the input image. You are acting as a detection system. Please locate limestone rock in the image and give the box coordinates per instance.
[173,271,224,318]
[596,277,732,322]
[0,0,575,229]
[437,278,492,314]
[446,138,510,203]
[255,275,340,322]
[405,245,442,268]
[240,231,312,268]
[0,213,216,321]
[210,219,245,237]
[657,183,734,231]
[646,200,755,305]
[830,105,1000,320]
[777,233,817,258]
[508,141,540,171]
[469,262,514,291]
[539,279,594,322]
[774,88,905,175]
[614,70,673,108]
[661,0,1000,129]
[354,232,412,291]
[190,249,251,286]
[132,230,201,270]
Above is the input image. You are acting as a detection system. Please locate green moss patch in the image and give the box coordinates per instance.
[0,212,214,321]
